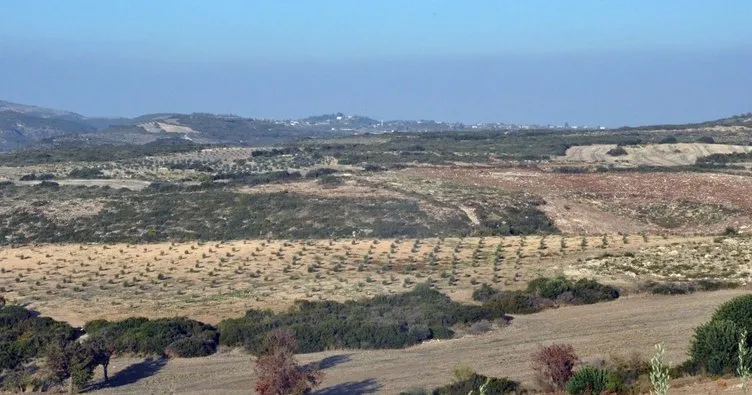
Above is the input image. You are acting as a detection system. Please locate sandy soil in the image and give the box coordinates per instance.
[85,289,749,394]
[559,143,752,167]
[0,235,711,326]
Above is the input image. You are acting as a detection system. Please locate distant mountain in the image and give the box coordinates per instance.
[0,100,86,120]
[0,108,95,151]
[2,99,749,152]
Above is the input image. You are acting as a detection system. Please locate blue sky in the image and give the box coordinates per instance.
[1,0,751,125]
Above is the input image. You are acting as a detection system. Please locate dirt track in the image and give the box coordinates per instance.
[89,289,749,394]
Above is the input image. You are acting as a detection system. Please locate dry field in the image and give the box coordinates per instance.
[400,167,752,235]
[84,289,750,394]
[558,143,752,166]
[0,234,744,327]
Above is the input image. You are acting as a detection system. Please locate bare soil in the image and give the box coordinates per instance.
[559,143,752,167]
[404,167,752,234]
[0,235,714,326]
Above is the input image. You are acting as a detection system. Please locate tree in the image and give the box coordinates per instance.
[85,334,115,382]
[254,329,322,395]
[531,343,578,391]
[44,342,95,394]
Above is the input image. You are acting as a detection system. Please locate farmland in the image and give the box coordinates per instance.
[3,118,752,393]
[559,143,752,167]
[0,234,745,327]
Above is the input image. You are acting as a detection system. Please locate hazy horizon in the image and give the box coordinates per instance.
[2,0,751,126]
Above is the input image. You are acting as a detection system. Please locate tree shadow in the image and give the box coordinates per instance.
[313,378,381,395]
[90,357,168,390]
[304,354,352,371]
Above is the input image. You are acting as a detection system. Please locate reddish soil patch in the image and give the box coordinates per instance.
[406,167,752,234]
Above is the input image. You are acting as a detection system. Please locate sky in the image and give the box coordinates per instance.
[1,0,751,126]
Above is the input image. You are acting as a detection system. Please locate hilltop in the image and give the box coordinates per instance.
[4,98,748,153]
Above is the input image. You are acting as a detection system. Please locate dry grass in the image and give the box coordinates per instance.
[0,235,727,326]
[86,289,750,394]
[559,143,752,167]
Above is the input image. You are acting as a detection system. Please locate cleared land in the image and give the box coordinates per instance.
[85,289,749,394]
[401,167,752,234]
[559,143,752,166]
[1,235,745,327]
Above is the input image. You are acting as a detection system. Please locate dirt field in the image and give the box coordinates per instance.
[559,143,752,166]
[2,235,745,327]
[403,167,752,234]
[84,289,749,394]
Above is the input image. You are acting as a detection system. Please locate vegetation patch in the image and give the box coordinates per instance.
[473,277,620,314]
[83,316,218,358]
[218,283,506,353]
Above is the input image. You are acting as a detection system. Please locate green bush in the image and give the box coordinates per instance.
[68,167,108,179]
[413,373,524,395]
[219,283,505,353]
[570,279,620,304]
[566,366,609,395]
[525,277,619,305]
[483,291,547,314]
[606,147,628,156]
[472,284,500,302]
[659,136,678,144]
[0,305,80,371]
[527,277,572,298]
[304,167,338,178]
[84,317,217,357]
[164,335,217,358]
[712,294,752,331]
[690,320,743,375]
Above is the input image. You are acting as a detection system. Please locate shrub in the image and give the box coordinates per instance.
[570,279,619,304]
[304,168,338,178]
[45,341,96,391]
[712,294,752,331]
[427,373,523,395]
[604,352,650,392]
[68,167,107,179]
[472,284,500,302]
[527,277,572,298]
[0,305,80,371]
[697,136,716,144]
[606,147,628,156]
[532,344,578,391]
[566,365,609,395]
[219,283,505,353]
[84,316,217,357]
[318,174,343,187]
[649,282,693,295]
[164,335,217,358]
[483,291,548,315]
[254,329,322,395]
[690,319,743,375]
[525,277,619,305]
[659,136,678,144]
[452,363,475,382]
[1,366,41,392]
